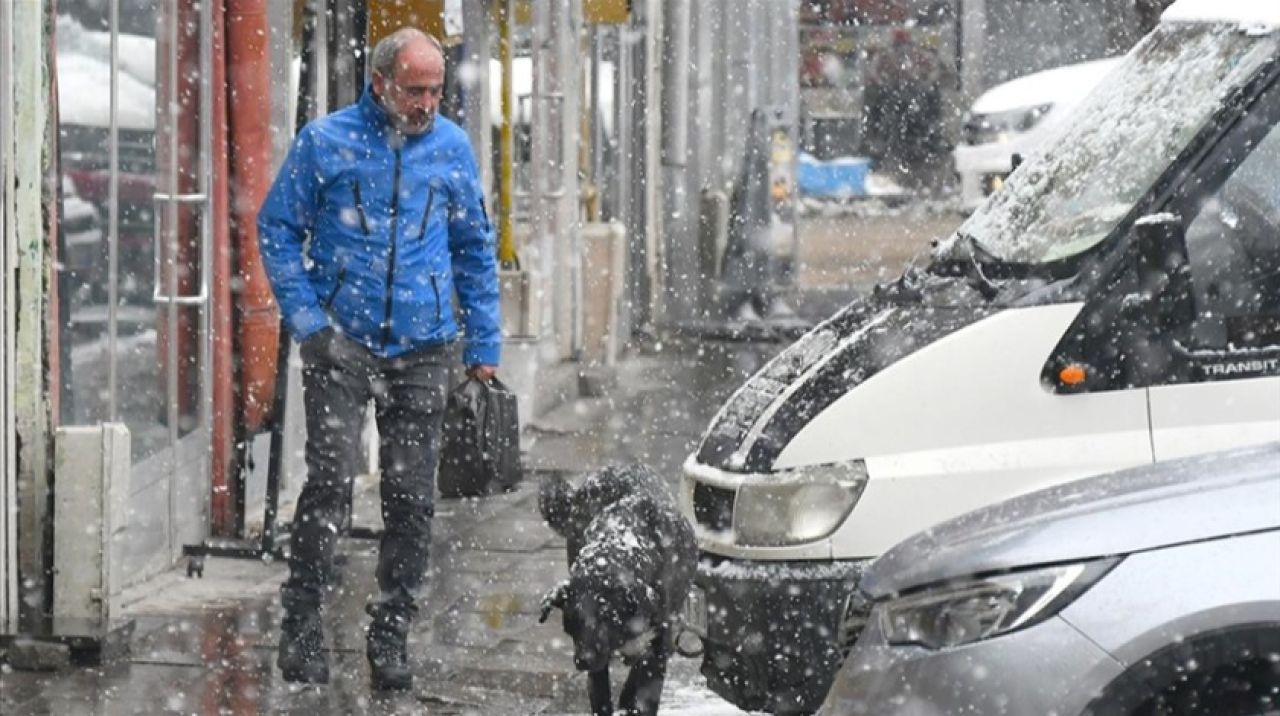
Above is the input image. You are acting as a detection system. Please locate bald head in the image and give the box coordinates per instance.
[371,28,443,80]
[371,28,445,135]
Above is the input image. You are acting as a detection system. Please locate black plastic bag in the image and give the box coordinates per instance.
[438,377,522,498]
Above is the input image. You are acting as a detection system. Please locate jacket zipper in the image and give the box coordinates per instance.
[352,178,370,234]
[323,266,346,308]
[417,186,435,240]
[380,149,402,348]
[430,274,442,322]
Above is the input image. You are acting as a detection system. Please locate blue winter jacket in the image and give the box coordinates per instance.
[258,86,501,366]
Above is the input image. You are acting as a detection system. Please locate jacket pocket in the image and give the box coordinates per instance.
[416,185,436,240]
[322,266,347,309]
[430,273,443,323]
[352,178,370,235]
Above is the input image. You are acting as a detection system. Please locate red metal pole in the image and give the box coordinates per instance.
[226,0,281,437]
[210,0,237,536]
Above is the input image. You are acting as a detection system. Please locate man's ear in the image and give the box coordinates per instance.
[371,71,387,96]
[540,580,570,624]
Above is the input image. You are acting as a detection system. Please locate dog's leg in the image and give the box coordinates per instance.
[618,630,670,716]
[588,667,613,716]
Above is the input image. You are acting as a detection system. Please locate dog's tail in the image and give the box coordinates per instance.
[538,472,574,537]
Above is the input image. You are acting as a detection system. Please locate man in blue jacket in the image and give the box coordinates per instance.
[258,27,500,691]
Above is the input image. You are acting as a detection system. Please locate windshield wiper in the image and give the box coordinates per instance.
[936,232,1002,300]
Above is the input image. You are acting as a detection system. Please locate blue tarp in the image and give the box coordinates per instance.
[797,153,871,199]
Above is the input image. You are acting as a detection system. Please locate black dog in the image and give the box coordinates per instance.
[539,464,697,716]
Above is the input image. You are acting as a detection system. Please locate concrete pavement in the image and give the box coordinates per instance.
[1,342,778,715]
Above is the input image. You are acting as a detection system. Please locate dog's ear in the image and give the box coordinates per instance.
[538,474,574,537]
[540,580,570,623]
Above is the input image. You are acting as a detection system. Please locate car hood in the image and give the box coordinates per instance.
[862,443,1280,599]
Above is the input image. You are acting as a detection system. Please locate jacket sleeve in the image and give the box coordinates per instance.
[257,126,330,341]
[447,141,502,366]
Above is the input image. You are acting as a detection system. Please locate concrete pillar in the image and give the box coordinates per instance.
[461,0,493,195]
[325,0,364,107]
[643,0,664,327]
[960,0,987,103]
[659,0,690,323]
[621,3,650,330]
[531,0,583,359]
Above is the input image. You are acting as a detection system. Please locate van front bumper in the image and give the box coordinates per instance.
[694,555,868,715]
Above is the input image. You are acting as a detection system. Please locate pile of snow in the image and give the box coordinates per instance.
[56,15,156,86]
[57,52,156,130]
[56,15,157,130]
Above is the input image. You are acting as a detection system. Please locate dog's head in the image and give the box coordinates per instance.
[540,576,660,672]
[538,473,575,537]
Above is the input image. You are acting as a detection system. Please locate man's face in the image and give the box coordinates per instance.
[373,38,444,135]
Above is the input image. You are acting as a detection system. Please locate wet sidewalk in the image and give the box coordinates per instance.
[1,341,780,715]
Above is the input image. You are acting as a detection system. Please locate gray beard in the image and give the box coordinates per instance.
[375,92,433,137]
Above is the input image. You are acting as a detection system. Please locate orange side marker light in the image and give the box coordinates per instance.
[1059,364,1087,386]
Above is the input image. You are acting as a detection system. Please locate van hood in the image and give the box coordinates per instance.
[971,58,1120,115]
[861,443,1280,599]
[696,269,1003,473]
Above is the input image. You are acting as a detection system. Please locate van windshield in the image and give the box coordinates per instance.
[954,23,1280,265]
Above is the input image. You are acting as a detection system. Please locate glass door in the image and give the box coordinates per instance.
[55,0,212,579]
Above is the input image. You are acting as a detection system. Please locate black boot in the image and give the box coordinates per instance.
[278,605,329,684]
[366,606,412,691]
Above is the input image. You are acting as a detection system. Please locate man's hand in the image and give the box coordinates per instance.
[299,327,335,357]
[466,364,498,382]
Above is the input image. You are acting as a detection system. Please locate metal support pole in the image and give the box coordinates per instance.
[531,0,552,336]
[198,0,215,536]
[589,24,603,220]
[498,0,517,265]
[107,0,120,422]
[532,0,581,357]
[164,0,182,560]
[0,0,19,636]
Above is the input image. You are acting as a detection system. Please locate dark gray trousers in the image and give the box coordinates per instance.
[282,332,450,621]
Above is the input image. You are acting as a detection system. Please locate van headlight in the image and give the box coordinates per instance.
[878,559,1119,650]
[733,460,868,546]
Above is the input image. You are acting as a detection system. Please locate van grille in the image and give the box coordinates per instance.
[692,482,735,533]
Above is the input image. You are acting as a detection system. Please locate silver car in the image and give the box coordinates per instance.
[819,443,1280,716]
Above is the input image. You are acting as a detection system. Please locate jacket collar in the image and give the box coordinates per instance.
[358,83,394,128]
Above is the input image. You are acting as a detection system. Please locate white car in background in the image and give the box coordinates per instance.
[953,57,1121,210]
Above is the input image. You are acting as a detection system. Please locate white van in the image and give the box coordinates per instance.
[680,1,1280,713]
[953,56,1121,211]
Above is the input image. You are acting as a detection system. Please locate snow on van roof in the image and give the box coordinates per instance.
[972,58,1121,115]
[1163,0,1280,27]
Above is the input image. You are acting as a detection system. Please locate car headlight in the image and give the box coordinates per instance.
[878,558,1119,650]
[733,460,868,546]
[961,103,1053,145]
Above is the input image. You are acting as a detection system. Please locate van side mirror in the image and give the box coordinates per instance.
[1134,213,1193,330]
[1011,153,1023,171]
